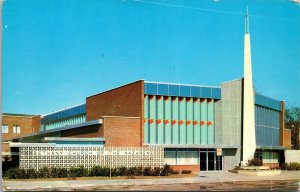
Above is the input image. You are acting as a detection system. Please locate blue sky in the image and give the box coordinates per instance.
[2,0,300,115]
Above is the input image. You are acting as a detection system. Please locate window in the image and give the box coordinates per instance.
[13,125,21,134]
[2,124,8,133]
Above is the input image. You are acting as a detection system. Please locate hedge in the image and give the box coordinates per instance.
[281,162,300,170]
[3,164,181,179]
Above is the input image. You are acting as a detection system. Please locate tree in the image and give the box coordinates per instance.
[285,107,300,150]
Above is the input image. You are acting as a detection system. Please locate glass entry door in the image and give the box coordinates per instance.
[199,150,223,171]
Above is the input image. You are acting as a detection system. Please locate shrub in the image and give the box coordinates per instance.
[37,167,51,178]
[152,167,161,176]
[89,166,110,177]
[51,167,68,178]
[280,163,287,170]
[286,162,300,170]
[125,167,136,176]
[161,164,175,176]
[69,166,88,178]
[15,168,28,179]
[3,167,18,179]
[26,168,38,179]
[143,167,152,176]
[171,169,179,174]
[181,170,192,174]
[116,166,127,176]
[247,158,262,166]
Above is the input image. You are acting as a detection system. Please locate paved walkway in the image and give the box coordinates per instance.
[3,171,300,191]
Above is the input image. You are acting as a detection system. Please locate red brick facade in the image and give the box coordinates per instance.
[102,116,141,147]
[171,165,200,173]
[86,80,144,146]
[2,114,36,158]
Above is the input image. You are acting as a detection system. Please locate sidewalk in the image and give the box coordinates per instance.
[3,171,300,191]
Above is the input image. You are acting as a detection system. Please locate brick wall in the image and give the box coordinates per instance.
[32,115,41,133]
[2,114,34,141]
[171,165,200,173]
[279,101,291,149]
[102,116,141,147]
[2,114,36,157]
[86,80,144,145]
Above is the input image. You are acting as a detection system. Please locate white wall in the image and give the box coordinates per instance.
[285,150,300,163]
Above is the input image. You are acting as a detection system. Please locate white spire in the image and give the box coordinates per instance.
[242,7,256,166]
[245,6,249,34]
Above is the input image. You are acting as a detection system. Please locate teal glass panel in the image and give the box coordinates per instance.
[164,97,172,144]
[171,97,179,144]
[186,98,193,144]
[144,95,149,144]
[179,98,186,144]
[149,96,156,144]
[157,96,164,144]
[212,88,221,99]
[207,100,214,144]
[200,88,211,98]
[200,99,208,144]
[193,99,201,144]
[169,85,180,96]
[180,85,191,97]
[158,84,169,95]
[191,87,201,98]
[145,83,158,95]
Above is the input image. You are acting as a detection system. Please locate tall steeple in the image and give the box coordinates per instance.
[242,7,256,166]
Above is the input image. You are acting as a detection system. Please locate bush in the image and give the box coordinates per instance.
[247,158,263,166]
[116,166,127,176]
[89,166,110,177]
[15,168,28,179]
[51,167,68,178]
[282,162,300,170]
[152,167,161,176]
[160,164,177,176]
[37,167,51,178]
[26,168,38,179]
[143,167,152,176]
[4,167,18,179]
[69,166,88,178]
[181,170,192,174]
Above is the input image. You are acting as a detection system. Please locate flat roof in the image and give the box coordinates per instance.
[43,137,105,142]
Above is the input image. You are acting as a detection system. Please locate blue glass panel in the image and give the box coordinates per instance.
[169,85,180,96]
[191,87,200,98]
[212,88,221,99]
[42,104,86,124]
[145,83,157,95]
[157,84,169,96]
[180,85,190,97]
[200,87,211,98]
[255,93,281,111]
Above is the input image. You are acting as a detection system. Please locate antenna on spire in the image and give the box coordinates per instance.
[245,6,249,34]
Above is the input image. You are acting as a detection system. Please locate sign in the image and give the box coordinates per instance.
[217,148,222,156]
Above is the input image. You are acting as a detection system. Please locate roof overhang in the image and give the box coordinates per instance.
[13,119,102,141]
[256,145,287,150]
[43,137,105,142]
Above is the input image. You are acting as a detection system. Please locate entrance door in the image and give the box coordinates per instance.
[207,152,215,171]
[199,150,223,171]
[200,152,207,171]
